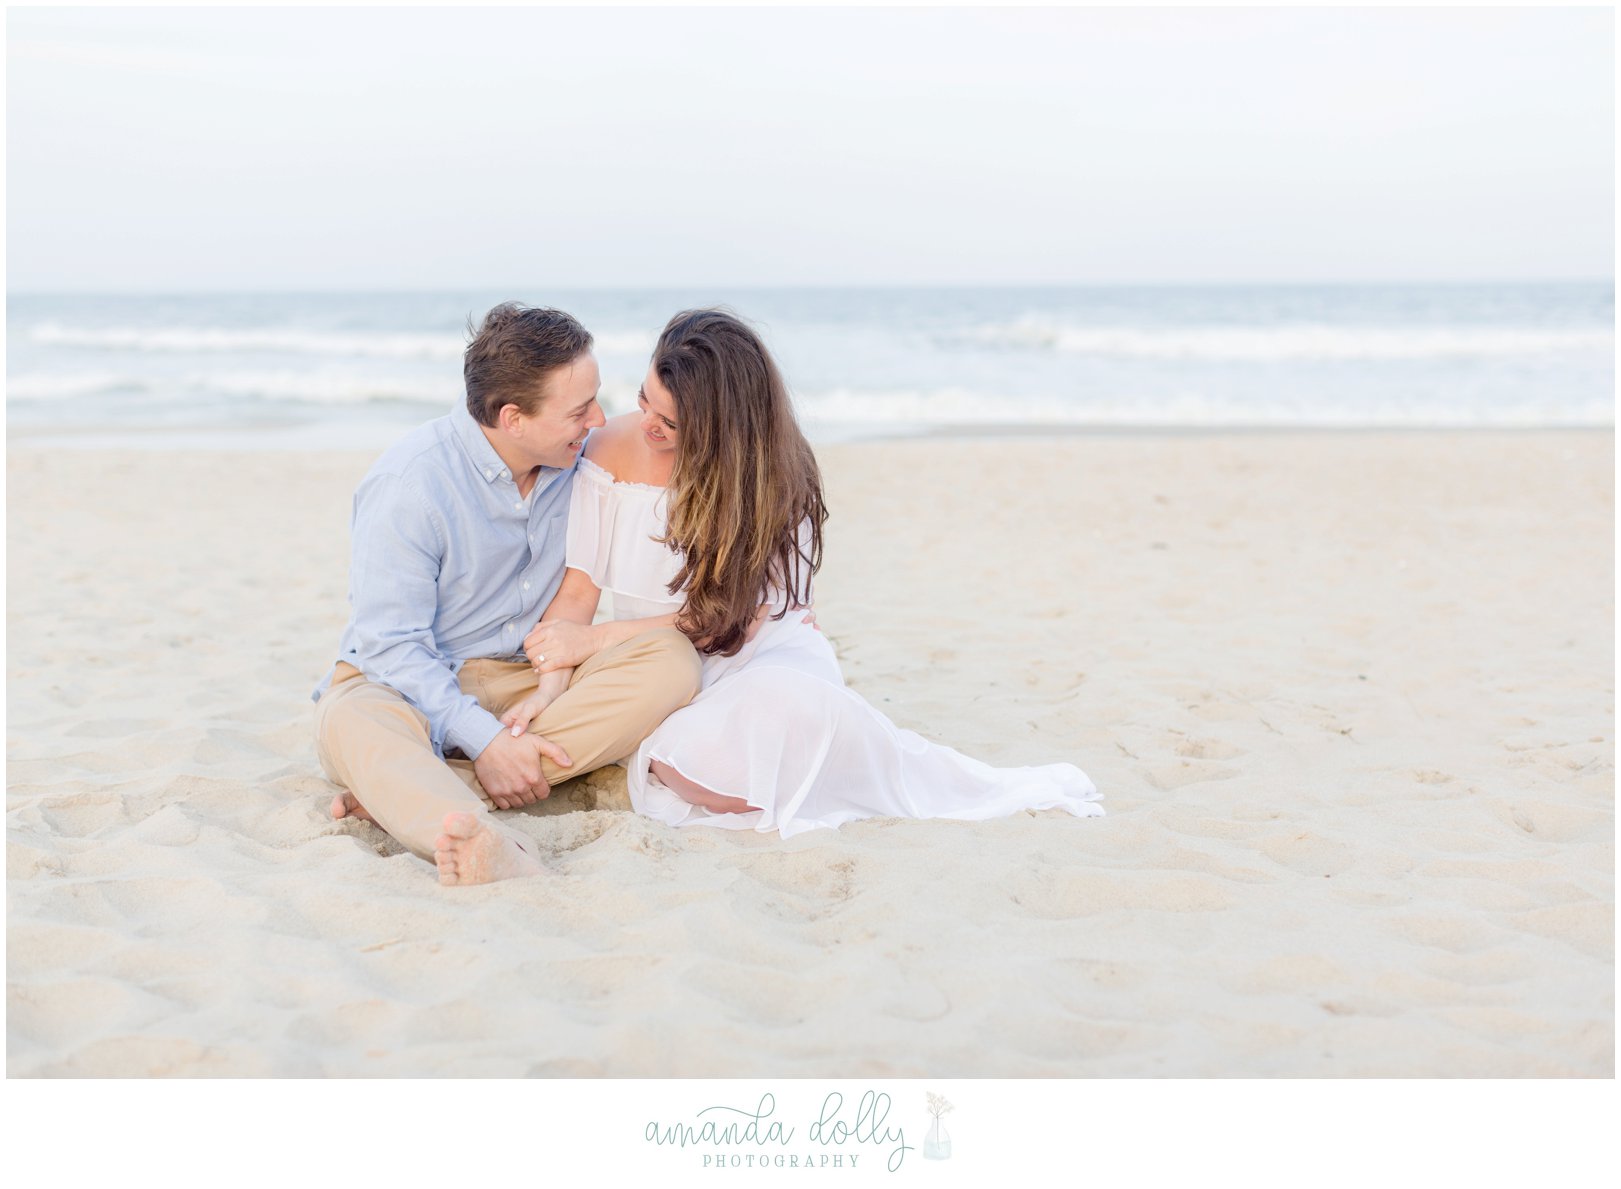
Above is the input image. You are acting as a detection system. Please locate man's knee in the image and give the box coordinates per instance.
[623,628,703,707]
[316,683,426,757]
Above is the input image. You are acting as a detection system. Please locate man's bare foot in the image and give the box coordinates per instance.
[330,791,377,825]
[433,811,542,886]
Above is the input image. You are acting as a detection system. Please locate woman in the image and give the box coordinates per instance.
[503,308,1101,837]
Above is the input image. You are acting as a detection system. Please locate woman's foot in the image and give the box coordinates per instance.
[330,790,377,825]
[650,760,754,814]
[433,811,542,886]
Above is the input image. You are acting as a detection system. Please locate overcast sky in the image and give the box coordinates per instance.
[6,5,1614,292]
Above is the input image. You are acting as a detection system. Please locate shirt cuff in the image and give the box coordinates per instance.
[444,704,506,761]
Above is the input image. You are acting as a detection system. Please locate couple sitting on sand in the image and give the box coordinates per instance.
[312,304,1101,885]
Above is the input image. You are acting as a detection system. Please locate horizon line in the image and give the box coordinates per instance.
[7,277,1615,300]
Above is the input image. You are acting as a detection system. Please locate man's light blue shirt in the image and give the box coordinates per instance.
[312,401,575,761]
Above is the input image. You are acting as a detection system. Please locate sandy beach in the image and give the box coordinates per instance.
[5,430,1612,1077]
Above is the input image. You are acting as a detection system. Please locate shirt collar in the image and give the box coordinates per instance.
[450,399,572,490]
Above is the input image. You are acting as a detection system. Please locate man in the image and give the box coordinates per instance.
[312,303,702,886]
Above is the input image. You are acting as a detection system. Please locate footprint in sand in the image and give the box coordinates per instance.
[1389,911,1505,954]
[985,1012,1146,1064]
[596,811,677,856]
[28,750,133,777]
[1493,800,1609,844]
[680,960,823,1028]
[123,804,203,848]
[1142,760,1240,792]
[1005,869,1237,917]
[492,810,616,862]
[1173,736,1244,760]
[1419,947,1537,988]
[1258,830,1356,877]
[1187,700,1254,725]
[878,975,953,1023]
[9,976,163,1049]
[1149,807,1269,843]
[544,954,665,1003]
[7,839,66,879]
[731,851,858,904]
[30,1034,237,1079]
[34,790,129,839]
[1506,901,1612,960]
[1509,748,1607,785]
[65,717,164,739]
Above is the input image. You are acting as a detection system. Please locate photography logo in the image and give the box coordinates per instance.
[643,1089,915,1172]
[923,1092,953,1161]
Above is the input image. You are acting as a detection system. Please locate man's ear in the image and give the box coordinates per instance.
[497,402,523,434]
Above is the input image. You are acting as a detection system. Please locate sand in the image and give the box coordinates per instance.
[5,430,1612,1076]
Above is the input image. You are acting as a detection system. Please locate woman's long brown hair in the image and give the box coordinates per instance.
[653,309,828,657]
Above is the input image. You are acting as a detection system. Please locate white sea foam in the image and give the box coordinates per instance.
[957,318,1614,360]
[27,322,467,359]
[10,287,1610,436]
[25,322,655,359]
[6,371,152,401]
[6,369,450,406]
[200,371,451,405]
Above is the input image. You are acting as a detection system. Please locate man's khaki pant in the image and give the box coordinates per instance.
[314,628,702,861]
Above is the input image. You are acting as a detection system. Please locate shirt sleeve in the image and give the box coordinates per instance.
[345,473,505,760]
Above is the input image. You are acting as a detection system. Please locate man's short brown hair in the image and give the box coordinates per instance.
[464,303,594,426]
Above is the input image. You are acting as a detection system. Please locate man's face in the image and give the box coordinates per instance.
[508,352,606,469]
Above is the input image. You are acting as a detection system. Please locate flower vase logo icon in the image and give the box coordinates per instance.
[924,1092,953,1160]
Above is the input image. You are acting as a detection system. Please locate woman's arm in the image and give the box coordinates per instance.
[526,609,680,673]
[505,575,681,737]
[523,567,680,674]
[505,568,602,725]
[538,566,602,628]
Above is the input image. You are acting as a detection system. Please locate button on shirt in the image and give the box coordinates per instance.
[312,402,575,760]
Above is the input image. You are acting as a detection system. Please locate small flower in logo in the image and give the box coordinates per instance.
[924,1092,954,1160]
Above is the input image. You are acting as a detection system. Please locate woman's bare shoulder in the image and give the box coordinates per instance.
[581,414,642,477]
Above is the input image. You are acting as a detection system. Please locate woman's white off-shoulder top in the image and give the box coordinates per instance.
[564,456,686,620]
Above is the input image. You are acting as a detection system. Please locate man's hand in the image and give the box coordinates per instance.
[524,620,600,674]
[471,730,573,810]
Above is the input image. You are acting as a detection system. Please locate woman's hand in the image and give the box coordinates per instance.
[740,603,818,645]
[500,667,573,737]
[500,696,553,740]
[523,620,600,673]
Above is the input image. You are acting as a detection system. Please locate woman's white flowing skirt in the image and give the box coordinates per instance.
[626,619,1102,838]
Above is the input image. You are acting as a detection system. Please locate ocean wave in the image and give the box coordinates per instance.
[5,368,451,406]
[199,371,454,405]
[25,322,655,359]
[5,370,659,410]
[11,371,1608,427]
[955,318,1615,361]
[27,322,465,359]
[6,371,154,400]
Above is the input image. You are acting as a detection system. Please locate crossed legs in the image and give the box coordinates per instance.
[316,628,701,884]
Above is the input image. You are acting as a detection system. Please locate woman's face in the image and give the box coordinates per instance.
[638,366,681,455]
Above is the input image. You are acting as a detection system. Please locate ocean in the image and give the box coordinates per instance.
[6,283,1613,449]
